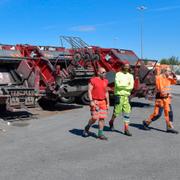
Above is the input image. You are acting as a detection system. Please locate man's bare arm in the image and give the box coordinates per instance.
[106,89,110,109]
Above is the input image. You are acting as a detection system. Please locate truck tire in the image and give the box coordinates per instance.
[59,96,75,104]
[93,53,100,61]
[73,52,81,61]
[84,53,91,61]
[80,92,90,105]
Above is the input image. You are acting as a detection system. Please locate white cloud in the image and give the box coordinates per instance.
[70,25,96,32]
[69,21,119,32]
[150,5,180,12]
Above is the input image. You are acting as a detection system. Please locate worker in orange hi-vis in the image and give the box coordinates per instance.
[142,67,178,134]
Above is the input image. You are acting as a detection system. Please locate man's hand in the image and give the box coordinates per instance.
[172,72,177,79]
[168,72,177,79]
[90,100,96,107]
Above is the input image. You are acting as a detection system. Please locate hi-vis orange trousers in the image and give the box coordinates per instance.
[146,97,173,127]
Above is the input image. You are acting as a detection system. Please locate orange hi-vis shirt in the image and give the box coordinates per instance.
[90,77,108,100]
[155,74,177,104]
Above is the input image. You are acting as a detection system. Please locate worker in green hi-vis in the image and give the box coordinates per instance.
[109,62,134,136]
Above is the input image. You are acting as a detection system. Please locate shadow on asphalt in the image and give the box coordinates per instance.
[130,123,167,133]
[148,127,167,133]
[38,98,84,111]
[92,124,124,134]
[0,103,83,120]
[129,123,145,130]
[0,110,35,122]
[40,103,83,111]
[130,102,152,108]
[69,128,98,139]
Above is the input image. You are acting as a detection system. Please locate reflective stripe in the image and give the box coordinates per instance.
[123,119,130,123]
[90,99,108,120]
[91,110,107,120]
[124,115,130,119]
[99,116,107,119]
[99,112,107,115]
[100,109,107,112]
[123,113,130,123]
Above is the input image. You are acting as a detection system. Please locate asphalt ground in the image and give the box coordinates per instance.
[0,86,180,180]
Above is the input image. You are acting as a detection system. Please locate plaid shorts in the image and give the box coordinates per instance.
[90,100,108,120]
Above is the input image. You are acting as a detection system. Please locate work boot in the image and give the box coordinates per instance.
[142,120,151,130]
[82,125,90,137]
[124,130,132,136]
[98,134,108,140]
[109,121,115,131]
[82,129,89,137]
[166,128,179,134]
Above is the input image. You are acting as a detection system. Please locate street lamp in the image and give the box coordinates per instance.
[137,5,147,60]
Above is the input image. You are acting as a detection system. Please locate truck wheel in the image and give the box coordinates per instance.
[93,53,100,61]
[59,97,75,104]
[84,53,91,61]
[73,52,81,61]
[80,92,90,105]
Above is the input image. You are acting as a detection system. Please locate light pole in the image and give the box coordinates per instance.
[137,6,147,60]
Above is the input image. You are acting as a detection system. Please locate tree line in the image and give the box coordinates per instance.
[160,56,180,65]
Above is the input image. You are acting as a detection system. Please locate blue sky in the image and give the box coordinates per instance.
[0,0,180,60]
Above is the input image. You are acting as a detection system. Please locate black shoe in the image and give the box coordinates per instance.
[124,130,132,136]
[82,129,89,137]
[166,128,179,134]
[109,121,115,131]
[98,134,108,140]
[142,120,150,130]
[82,125,91,137]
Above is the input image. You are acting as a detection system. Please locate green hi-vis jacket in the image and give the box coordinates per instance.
[114,72,134,96]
